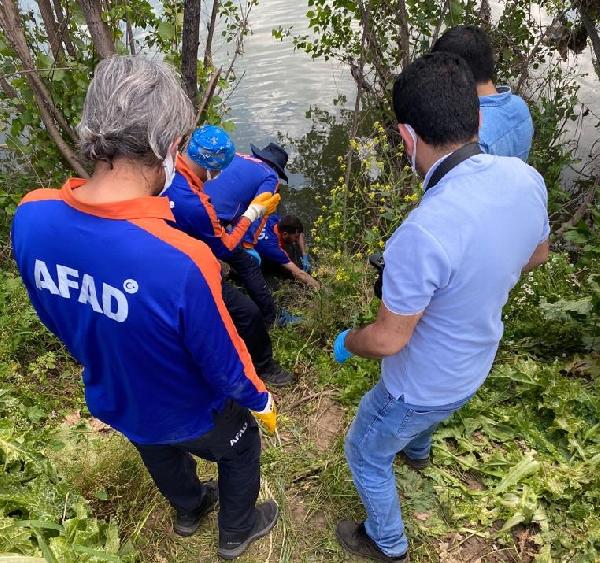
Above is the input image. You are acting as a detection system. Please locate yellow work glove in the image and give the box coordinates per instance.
[242,192,282,222]
[252,392,277,434]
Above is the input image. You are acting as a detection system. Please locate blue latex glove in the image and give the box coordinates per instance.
[245,248,262,266]
[301,254,312,272]
[333,329,353,363]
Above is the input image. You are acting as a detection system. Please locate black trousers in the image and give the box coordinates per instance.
[221,281,273,374]
[132,402,261,543]
[225,247,276,326]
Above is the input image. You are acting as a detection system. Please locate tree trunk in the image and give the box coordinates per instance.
[77,0,116,58]
[579,5,600,77]
[51,0,77,57]
[203,0,220,69]
[397,0,411,68]
[126,19,136,55]
[181,0,202,108]
[36,0,64,60]
[0,0,78,142]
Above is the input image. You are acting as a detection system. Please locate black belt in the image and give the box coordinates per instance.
[425,142,482,192]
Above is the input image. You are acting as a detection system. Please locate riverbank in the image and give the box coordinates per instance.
[1,249,598,562]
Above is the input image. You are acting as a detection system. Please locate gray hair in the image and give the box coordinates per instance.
[78,55,195,165]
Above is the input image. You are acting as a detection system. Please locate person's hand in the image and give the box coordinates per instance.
[306,275,320,290]
[242,192,281,222]
[301,254,312,272]
[252,392,277,433]
[333,329,353,363]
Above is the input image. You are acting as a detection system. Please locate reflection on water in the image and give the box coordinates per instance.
[211,0,354,175]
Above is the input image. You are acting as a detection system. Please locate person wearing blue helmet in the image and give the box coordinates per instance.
[203,143,290,328]
[164,125,295,388]
[187,124,236,175]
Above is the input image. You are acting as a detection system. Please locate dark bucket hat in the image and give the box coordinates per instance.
[250,142,289,182]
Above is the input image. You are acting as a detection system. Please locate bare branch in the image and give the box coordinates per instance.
[431,0,450,46]
[77,0,116,58]
[181,0,202,108]
[556,183,598,238]
[342,4,369,252]
[203,0,220,69]
[51,0,77,57]
[0,0,78,142]
[0,74,19,100]
[196,67,222,123]
[397,0,410,68]
[220,1,255,86]
[36,0,64,60]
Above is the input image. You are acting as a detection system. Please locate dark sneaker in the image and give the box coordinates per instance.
[217,500,279,559]
[396,451,430,471]
[259,362,296,387]
[173,481,219,537]
[336,521,409,562]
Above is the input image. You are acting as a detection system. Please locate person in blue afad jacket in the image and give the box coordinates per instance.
[164,126,295,387]
[432,25,534,161]
[332,52,549,561]
[203,143,290,325]
[11,56,279,560]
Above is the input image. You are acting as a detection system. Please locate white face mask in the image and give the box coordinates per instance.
[404,124,418,176]
[158,152,176,195]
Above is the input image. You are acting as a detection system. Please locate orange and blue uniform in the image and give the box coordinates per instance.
[246,215,290,265]
[164,155,252,259]
[204,154,279,247]
[11,178,268,445]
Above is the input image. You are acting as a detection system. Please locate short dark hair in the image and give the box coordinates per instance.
[279,215,304,234]
[392,52,479,147]
[431,25,495,84]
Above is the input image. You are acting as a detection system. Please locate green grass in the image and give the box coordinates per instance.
[1,255,599,562]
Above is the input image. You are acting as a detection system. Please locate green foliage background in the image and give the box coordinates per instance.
[1,0,600,560]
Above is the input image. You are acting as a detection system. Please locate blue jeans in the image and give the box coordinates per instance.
[344,380,471,557]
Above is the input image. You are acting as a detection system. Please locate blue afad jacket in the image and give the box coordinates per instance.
[204,154,279,225]
[245,215,290,265]
[11,179,268,445]
[164,155,253,260]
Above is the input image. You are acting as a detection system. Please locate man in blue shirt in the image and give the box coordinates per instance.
[12,56,278,560]
[333,52,549,561]
[432,25,534,161]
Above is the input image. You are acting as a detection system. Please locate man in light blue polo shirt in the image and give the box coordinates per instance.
[432,25,534,161]
[332,52,549,562]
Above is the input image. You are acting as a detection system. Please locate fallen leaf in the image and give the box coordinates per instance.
[414,512,431,521]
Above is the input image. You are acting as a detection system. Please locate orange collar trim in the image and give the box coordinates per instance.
[60,178,175,221]
[176,154,204,193]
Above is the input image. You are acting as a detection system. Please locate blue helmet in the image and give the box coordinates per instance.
[187,125,235,171]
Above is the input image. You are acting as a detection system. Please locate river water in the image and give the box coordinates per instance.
[4,1,599,195]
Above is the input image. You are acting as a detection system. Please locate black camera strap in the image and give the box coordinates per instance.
[425,142,482,192]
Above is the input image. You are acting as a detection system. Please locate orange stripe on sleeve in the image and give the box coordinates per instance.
[129,217,266,394]
[176,155,252,251]
[19,188,62,205]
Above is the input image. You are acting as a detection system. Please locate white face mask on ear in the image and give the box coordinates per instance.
[405,124,418,176]
[158,152,176,195]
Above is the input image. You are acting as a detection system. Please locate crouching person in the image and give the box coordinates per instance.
[11,55,278,560]
[333,52,549,561]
